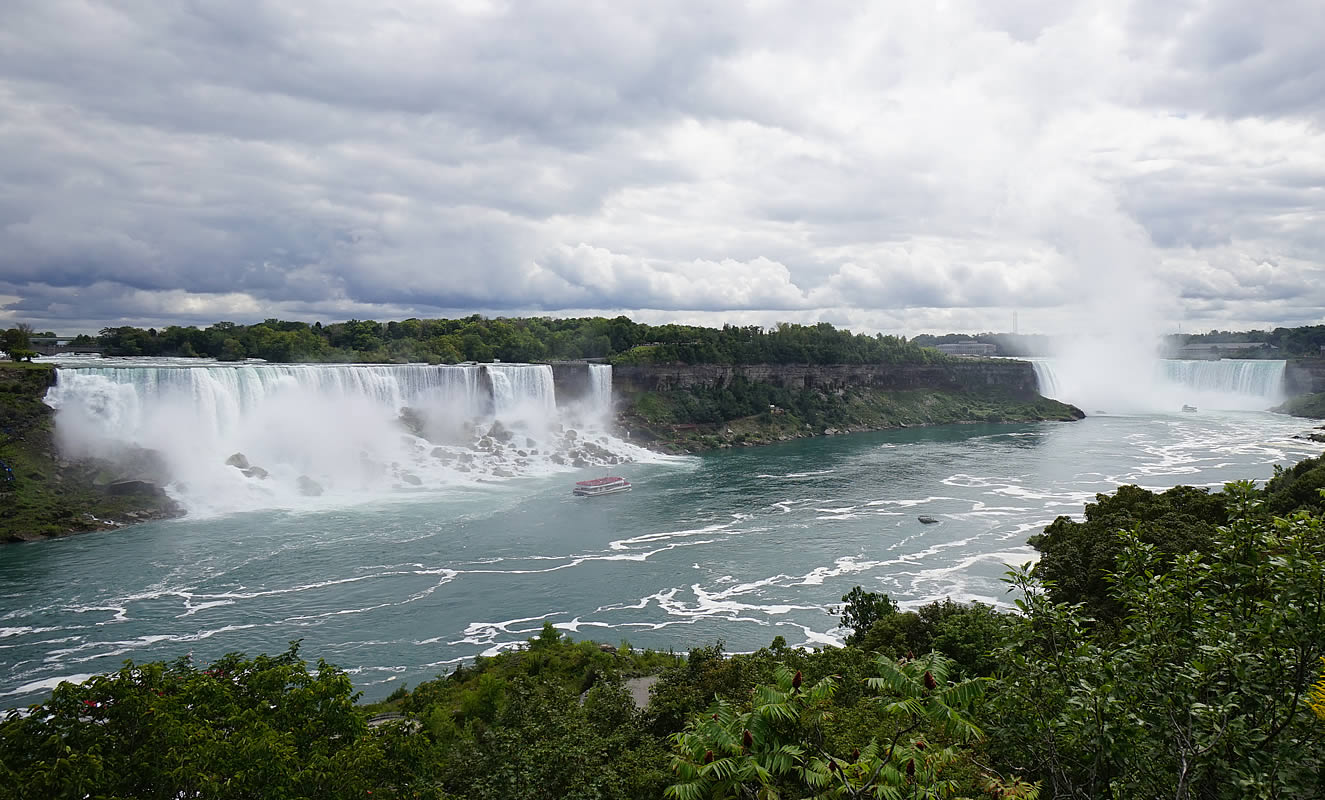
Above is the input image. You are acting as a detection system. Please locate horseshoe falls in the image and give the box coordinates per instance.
[1031,358,1286,413]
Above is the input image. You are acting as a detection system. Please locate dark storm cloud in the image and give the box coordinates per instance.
[0,0,1321,334]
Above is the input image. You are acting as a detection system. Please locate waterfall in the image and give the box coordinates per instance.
[587,364,613,417]
[45,361,651,517]
[482,364,556,417]
[1031,358,1286,412]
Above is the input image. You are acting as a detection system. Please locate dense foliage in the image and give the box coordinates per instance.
[88,317,949,366]
[1,324,38,362]
[6,461,1325,798]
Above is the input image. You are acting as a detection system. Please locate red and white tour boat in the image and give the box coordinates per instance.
[572,476,632,497]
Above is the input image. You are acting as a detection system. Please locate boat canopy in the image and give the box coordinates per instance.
[575,476,626,487]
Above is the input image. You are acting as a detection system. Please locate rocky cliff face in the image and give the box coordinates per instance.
[611,360,1041,399]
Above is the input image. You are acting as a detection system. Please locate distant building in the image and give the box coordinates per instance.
[1178,342,1277,360]
[934,341,997,356]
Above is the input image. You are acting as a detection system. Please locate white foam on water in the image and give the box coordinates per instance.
[0,673,97,698]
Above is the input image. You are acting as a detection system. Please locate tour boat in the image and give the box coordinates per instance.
[573,476,632,497]
[1182,404,1198,413]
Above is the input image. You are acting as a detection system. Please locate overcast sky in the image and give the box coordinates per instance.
[1,0,1322,336]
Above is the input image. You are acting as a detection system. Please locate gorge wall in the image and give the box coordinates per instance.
[608,360,1041,399]
[1285,359,1325,396]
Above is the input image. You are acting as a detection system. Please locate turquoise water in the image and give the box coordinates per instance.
[2,411,1320,707]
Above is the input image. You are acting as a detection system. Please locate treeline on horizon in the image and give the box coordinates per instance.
[1170,324,1325,356]
[85,317,952,366]
[4,454,1325,799]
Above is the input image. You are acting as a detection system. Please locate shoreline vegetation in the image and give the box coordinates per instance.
[3,455,1325,798]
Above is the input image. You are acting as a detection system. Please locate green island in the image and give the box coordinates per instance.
[3,456,1324,799]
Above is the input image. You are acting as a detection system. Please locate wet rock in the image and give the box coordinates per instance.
[431,447,452,460]
[550,454,565,465]
[456,465,471,473]
[476,437,494,451]
[525,437,537,449]
[487,421,514,443]
[492,467,514,477]
[398,407,426,438]
[105,480,162,497]
[516,450,528,458]
[457,452,475,464]
[565,429,578,441]
[297,476,324,497]
[572,458,588,468]
[225,453,251,470]
[242,466,269,480]
[400,473,422,486]
[529,449,539,455]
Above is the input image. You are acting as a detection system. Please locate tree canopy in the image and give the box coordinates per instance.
[88,316,950,367]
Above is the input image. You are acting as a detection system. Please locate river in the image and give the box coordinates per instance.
[3,380,1319,706]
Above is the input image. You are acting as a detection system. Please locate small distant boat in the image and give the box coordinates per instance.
[573,476,632,497]
[917,515,940,525]
[1181,405,1198,413]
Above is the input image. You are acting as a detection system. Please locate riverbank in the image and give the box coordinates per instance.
[0,363,181,542]
[1275,391,1325,420]
[616,383,1084,453]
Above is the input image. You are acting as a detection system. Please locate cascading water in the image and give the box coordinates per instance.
[587,364,613,418]
[1032,358,1286,412]
[45,361,654,517]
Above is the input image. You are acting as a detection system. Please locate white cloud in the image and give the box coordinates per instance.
[0,0,1321,334]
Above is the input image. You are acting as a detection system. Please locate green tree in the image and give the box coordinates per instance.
[836,586,898,646]
[990,484,1325,799]
[0,643,441,800]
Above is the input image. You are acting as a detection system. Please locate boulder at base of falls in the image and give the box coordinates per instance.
[225,453,251,470]
[400,473,422,486]
[297,476,324,497]
[487,421,514,442]
[491,467,515,477]
[242,466,269,479]
[398,407,426,438]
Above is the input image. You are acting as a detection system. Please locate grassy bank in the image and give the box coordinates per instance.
[1275,391,1325,419]
[618,382,1084,453]
[0,362,180,542]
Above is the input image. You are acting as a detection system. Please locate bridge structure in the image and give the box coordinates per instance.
[27,337,104,356]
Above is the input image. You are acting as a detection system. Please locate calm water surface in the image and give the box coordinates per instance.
[2,411,1320,706]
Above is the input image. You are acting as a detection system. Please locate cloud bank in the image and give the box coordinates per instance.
[0,0,1321,334]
